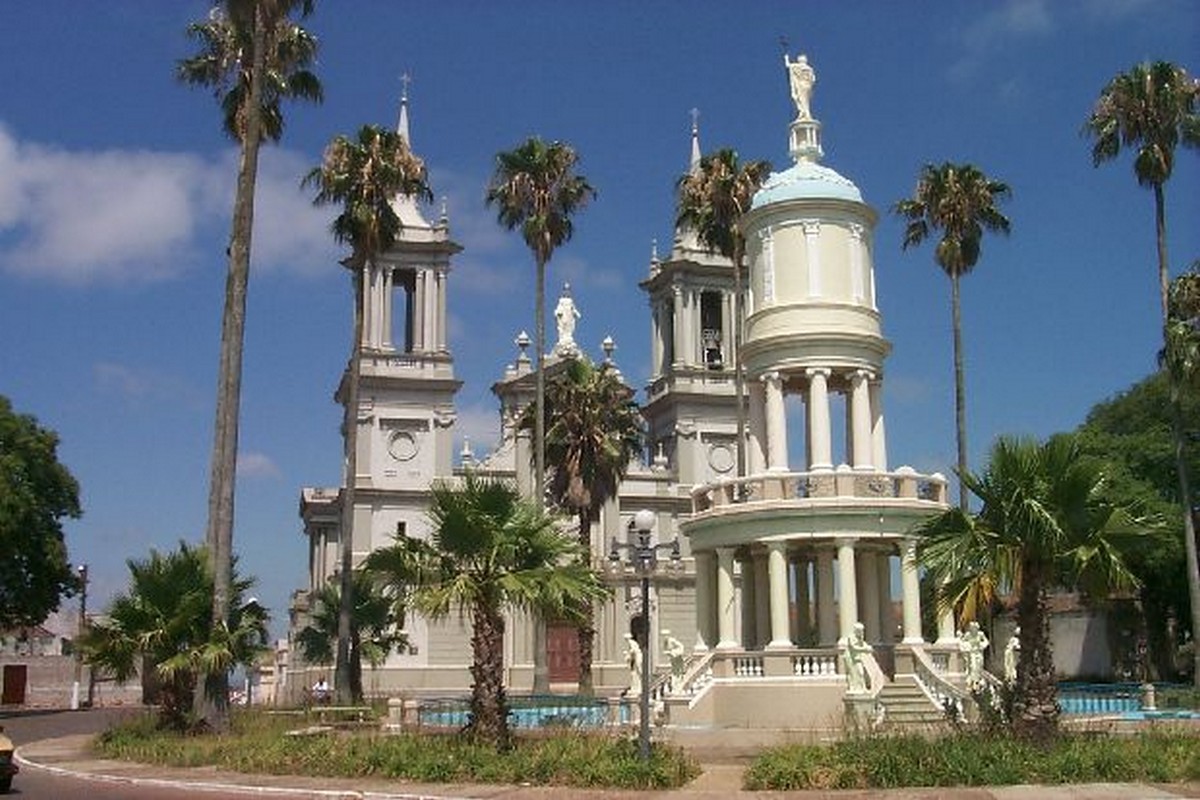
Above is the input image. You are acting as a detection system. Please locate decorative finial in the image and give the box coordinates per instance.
[397,73,412,143]
[689,107,699,134]
[516,331,531,364]
[601,335,615,364]
[460,437,475,466]
[400,72,412,103]
[439,195,449,224]
[651,238,659,263]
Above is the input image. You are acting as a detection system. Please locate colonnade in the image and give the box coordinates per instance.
[362,263,449,354]
[691,537,926,652]
[747,366,887,475]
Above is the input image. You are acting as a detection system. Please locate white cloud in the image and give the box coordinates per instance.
[237,451,282,479]
[453,402,503,458]
[0,124,338,285]
[949,0,1054,83]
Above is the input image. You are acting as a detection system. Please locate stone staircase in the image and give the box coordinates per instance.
[877,675,952,729]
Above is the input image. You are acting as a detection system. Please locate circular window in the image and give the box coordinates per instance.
[708,443,734,473]
[388,431,419,462]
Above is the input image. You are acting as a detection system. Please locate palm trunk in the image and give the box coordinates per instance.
[732,242,747,481]
[199,2,266,734]
[470,596,511,749]
[1155,182,1200,688]
[531,251,550,695]
[335,262,365,705]
[950,272,969,513]
[1013,558,1058,741]
[576,509,595,695]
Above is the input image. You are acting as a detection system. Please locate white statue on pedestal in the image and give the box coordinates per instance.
[959,620,990,687]
[1003,626,1021,684]
[553,284,580,356]
[842,622,872,694]
[784,53,816,121]
[663,629,686,693]
[623,633,642,698]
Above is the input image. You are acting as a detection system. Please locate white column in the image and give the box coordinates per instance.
[381,268,394,350]
[850,370,874,471]
[816,549,837,645]
[937,588,957,645]
[722,291,734,368]
[715,547,737,649]
[858,551,881,643]
[436,270,448,351]
[747,379,767,475]
[423,268,436,353]
[870,378,887,471]
[694,551,714,651]
[672,287,685,367]
[763,371,788,471]
[412,271,426,351]
[901,538,923,644]
[806,368,833,470]
[753,552,770,650]
[836,538,859,644]
[650,303,662,377]
[739,555,756,648]
[803,220,822,297]
[767,543,791,649]
[877,552,894,644]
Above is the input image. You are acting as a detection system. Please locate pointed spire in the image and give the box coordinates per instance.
[673,109,705,257]
[397,72,412,144]
[689,107,701,174]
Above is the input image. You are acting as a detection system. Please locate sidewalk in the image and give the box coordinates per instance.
[15,734,1200,799]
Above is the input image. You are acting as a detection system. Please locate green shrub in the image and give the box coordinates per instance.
[746,731,1199,790]
[93,710,699,790]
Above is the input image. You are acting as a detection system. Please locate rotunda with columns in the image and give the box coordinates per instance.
[678,53,953,711]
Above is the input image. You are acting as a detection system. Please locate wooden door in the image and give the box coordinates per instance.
[546,622,580,684]
[1,664,27,705]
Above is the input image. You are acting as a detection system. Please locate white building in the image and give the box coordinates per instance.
[295,55,968,730]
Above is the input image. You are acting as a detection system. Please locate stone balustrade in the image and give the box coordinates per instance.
[691,466,948,513]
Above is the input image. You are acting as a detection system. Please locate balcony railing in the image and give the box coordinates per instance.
[691,466,948,513]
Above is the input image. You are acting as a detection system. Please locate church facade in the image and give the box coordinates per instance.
[293,54,965,729]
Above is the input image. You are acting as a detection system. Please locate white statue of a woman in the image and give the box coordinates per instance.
[842,622,872,694]
[553,284,580,355]
[959,620,990,687]
[1003,626,1021,684]
[624,633,642,698]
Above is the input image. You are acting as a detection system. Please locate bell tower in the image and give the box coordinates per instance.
[640,112,741,487]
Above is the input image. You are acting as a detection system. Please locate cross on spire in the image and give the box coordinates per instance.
[689,107,700,134]
[399,72,412,102]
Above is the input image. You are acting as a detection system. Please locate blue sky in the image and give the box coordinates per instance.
[2,1,1197,637]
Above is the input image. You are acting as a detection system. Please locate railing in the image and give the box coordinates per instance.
[732,655,765,677]
[792,651,839,677]
[671,649,717,698]
[691,466,948,512]
[911,646,967,720]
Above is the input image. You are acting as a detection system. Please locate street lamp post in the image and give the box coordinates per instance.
[71,564,88,711]
[608,508,680,762]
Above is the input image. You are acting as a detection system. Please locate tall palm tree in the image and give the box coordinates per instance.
[485,137,594,693]
[1086,62,1200,685]
[79,542,267,730]
[916,435,1145,741]
[295,570,405,702]
[676,149,771,479]
[178,0,320,731]
[521,357,643,694]
[364,474,607,749]
[306,124,432,703]
[892,163,1011,512]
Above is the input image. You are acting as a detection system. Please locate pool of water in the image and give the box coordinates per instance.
[420,700,632,729]
[1119,709,1200,720]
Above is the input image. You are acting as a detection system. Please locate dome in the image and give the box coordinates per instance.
[751,160,863,208]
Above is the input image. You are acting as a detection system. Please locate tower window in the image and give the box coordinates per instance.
[701,291,724,369]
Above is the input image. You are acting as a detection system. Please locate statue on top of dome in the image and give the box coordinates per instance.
[784,53,816,121]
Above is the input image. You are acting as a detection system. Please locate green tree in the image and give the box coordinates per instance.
[364,474,607,749]
[916,435,1145,741]
[1086,61,1200,684]
[80,542,267,730]
[178,0,321,731]
[892,163,1011,512]
[1074,370,1197,680]
[485,137,594,693]
[306,124,432,704]
[295,570,406,702]
[675,149,771,479]
[521,357,643,694]
[0,396,81,630]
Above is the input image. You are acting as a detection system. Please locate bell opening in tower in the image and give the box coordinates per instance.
[701,290,724,370]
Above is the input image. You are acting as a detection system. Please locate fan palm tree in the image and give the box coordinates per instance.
[1086,62,1200,685]
[364,474,607,749]
[306,124,432,703]
[177,0,320,731]
[892,163,1012,512]
[295,570,406,703]
[916,435,1145,741]
[676,149,771,479]
[521,357,644,694]
[485,137,594,693]
[79,542,267,730]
